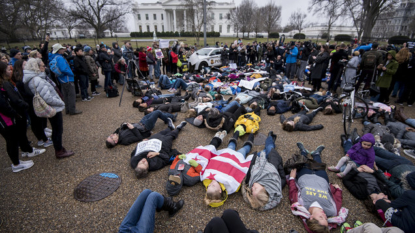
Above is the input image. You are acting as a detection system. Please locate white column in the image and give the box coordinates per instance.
[184,10,187,32]
[163,10,167,32]
[173,9,177,32]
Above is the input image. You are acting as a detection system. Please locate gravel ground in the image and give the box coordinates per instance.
[1,75,414,233]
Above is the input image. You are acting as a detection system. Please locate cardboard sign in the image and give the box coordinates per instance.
[134,139,162,156]
[155,49,164,59]
[159,39,170,48]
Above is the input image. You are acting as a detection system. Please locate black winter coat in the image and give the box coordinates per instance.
[73,55,91,75]
[130,130,175,171]
[153,103,182,113]
[280,112,324,131]
[2,81,28,116]
[114,123,151,146]
[98,51,113,72]
[0,88,19,129]
[310,52,330,80]
[388,190,415,233]
[342,168,391,200]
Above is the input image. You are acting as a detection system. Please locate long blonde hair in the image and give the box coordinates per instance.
[245,186,269,209]
[395,48,411,63]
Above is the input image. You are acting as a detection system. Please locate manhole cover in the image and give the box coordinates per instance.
[74,173,121,202]
[253,133,267,146]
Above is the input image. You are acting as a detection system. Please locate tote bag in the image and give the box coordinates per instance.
[33,89,56,118]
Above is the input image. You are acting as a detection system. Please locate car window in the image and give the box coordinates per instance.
[196,48,212,56]
[211,49,221,55]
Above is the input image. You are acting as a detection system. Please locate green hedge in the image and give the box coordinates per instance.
[321,33,329,39]
[130,31,220,37]
[388,36,410,45]
[269,32,279,38]
[334,34,352,42]
[293,33,306,39]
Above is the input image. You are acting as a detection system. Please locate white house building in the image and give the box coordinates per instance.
[132,0,236,36]
[284,25,359,39]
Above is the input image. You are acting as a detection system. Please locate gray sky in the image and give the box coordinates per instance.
[128,0,323,31]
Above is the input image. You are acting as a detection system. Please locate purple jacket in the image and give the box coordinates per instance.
[347,133,376,168]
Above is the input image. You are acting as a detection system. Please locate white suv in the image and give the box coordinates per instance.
[188,47,224,71]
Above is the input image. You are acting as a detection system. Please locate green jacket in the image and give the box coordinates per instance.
[376,50,398,88]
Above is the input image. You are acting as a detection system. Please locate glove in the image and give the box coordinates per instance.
[178,154,186,160]
[189,159,199,168]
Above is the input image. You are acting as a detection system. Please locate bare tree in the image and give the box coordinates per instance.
[0,0,24,41]
[228,7,242,37]
[181,0,213,44]
[343,0,364,40]
[59,11,80,39]
[238,0,256,38]
[289,9,307,33]
[70,0,131,39]
[309,0,344,39]
[106,16,127,37]
[262,0,282,42]
[252,7,263,38]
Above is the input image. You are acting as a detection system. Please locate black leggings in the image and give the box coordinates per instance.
[48,112,63,151]
[0,124,20,165]
[28,106,48,142]
[312,79,322,91]
[16,116,33,153]
[378,87,390,103]
[204,209,252,233]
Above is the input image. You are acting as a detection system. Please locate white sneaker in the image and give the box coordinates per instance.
[12,161,34,172]
[22,147,46,158]
[37,140,44,147]
[45,128,52,133]
[44,128,52,137]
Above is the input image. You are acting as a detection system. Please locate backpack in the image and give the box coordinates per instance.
[49,57,62,77]
[171,52,178,63]
[106,86,119,98]
[363,53,377,68]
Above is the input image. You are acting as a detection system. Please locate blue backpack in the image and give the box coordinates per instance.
[49,57,62,77]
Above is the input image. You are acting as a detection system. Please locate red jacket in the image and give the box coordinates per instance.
[288,178,343,233]
[114,63,127,74]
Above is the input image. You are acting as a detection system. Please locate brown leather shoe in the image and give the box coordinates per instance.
[69,110,83,115]
[55,147,75,159]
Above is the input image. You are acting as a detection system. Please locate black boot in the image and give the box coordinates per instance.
[243,134,255,148]
[268,131,277,142]
[351,128,360,145]
[228,131,239,145]
[340,134,347,148]
[160,196,184,217]
[372,113,381,124]
[311,145,325,156]
[362,115,369,124]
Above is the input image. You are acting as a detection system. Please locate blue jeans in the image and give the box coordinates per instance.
[259,134,275,157]
[309,94,326,104]
[374,147,413,171]
[172,78,188,90]
[148,65,154,80]
[118,189,164,233]
[139,110,174,131]
[406,119,415,128]
[392,81,404,98]
[104,71,112,90]
[154,60,161,78]
[227,141,252,158]
[158,75,172,89]
[221,101,240,113]
[78,74,89,99]
[296,151,329,183]
[118,74,125,85]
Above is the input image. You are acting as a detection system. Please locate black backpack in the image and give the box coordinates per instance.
[106,86,119,98]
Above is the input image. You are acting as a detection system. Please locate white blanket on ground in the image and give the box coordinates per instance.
[238,78,266,90]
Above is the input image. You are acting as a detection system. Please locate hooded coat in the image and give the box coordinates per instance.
[242,149,286,210]
[112,42,122,63]
[23,70,65,113]
[376,50,399,88]
[347,133,376,169]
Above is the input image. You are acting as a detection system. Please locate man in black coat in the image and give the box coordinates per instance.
[130,121,187,179]
[74,48,93,101]
[328,44,349,93]
[98,45,114,91]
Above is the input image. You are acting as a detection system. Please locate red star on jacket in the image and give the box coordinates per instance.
[206,172,216,180]
[193,156,200,162]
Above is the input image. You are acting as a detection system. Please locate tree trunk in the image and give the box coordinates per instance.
[362,16,375,41]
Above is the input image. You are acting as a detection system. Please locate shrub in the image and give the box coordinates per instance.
[293,33,305,39]
[321,32,329,39]
[334,34,352,42]
[130,31,220,38]
[388,36,410,45]
[269,32,279,38]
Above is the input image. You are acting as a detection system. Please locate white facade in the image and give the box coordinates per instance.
[49,28,97,39]
[133,0,236,36]
[283,25,359,39]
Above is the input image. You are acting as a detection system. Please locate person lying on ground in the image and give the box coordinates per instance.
[118,189,184,233]
[340,221,403,233]
[143,101,188,115]
[130,121,187,179]
[166,78,189,93]
[288,143,348,233]
[373,188,415,233]
[106,110,177,148]
[394,107,415,128]
[267,100,292,115]
[319,97,342,115]
[241,131,286,210]
[134,93,191,112]
[165,130,228,196]
[234,107,261,136]
[328,133,376,178]
[201,209,259,233]
[204,105,247,133]
[202,132,254,207]
[281,108,324,132]
[190,88,213,102]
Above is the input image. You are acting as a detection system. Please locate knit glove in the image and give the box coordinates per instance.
[178,154,186,160]
[189,159,199,167]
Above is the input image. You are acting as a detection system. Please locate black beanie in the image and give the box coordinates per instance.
[10,49,19,58]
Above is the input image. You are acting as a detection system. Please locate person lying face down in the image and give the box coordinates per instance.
[130,122,187,179]
[105,110,178,148]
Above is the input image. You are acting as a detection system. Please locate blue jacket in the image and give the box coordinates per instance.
[48,53,74,83]
[9,58,19,67]
[285,47,298,64]
[354,43,372,52]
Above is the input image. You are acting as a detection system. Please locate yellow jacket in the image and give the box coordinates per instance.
[234,113,261,134]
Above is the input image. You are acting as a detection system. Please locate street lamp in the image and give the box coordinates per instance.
[203,0,207,47]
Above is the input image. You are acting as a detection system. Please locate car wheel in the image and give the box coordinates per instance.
[198,61,208,71]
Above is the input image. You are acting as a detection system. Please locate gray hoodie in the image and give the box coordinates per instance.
[23,70,65,113]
